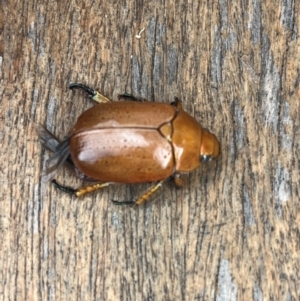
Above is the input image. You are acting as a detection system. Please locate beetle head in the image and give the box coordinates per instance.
[200,130,220,163]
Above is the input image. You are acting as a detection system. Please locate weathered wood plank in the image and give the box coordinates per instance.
[1,0,299,300]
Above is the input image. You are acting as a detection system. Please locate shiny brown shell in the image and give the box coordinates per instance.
[68,101,219,183]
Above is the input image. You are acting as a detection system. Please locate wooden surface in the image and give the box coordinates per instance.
[1,0,300,300]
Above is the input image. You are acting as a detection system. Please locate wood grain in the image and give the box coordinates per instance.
[1,0,299,300]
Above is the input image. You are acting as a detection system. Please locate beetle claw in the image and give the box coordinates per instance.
[51,179,77,195]
[69,83,111,103]
[69,83,97,97]
[118,93,141,102]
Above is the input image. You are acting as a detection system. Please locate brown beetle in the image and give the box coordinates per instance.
[38,83,220,205]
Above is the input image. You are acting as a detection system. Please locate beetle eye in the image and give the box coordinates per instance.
[200,155,212,163]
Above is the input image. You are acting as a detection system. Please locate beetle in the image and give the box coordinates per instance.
[38,83,220,205]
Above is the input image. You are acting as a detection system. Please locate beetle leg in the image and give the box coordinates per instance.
[69,83,111,103]
[91,91,111,103]
[110,181,164,206]
[75,182,110,197]
[111,200,136,206]
[172,174,184,188]
[135,181,164,205]
[170,97,183,110]
[52,179,110,197]
[52,179,77,194]
[118,93,143,102]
